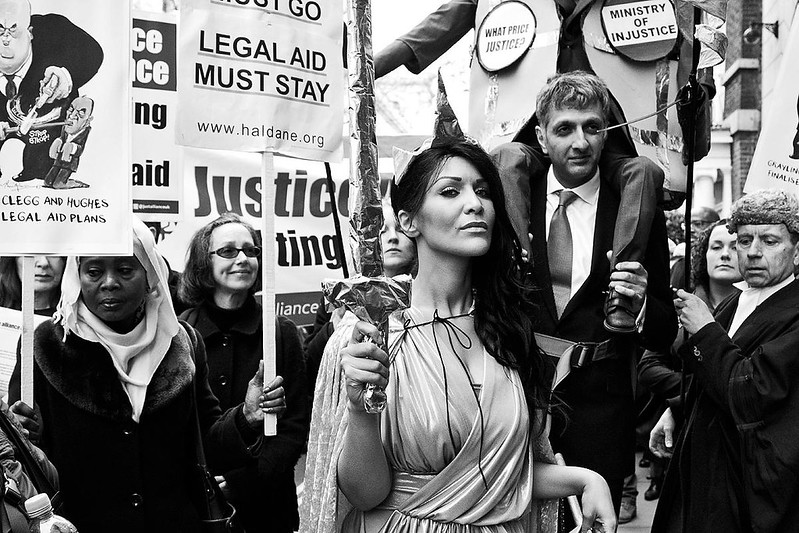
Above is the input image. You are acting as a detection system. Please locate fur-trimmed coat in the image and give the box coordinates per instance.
[12,320,259,533]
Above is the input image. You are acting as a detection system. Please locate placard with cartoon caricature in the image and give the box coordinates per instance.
[0,0,130,256]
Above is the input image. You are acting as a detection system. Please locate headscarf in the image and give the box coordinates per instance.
[53,217,180,422]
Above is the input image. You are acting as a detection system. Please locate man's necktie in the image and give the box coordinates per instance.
[4,75,16,99]
[548,190,578,318]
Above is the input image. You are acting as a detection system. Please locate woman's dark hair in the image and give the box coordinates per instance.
[178,213,262,306]
[690,219,728,291]
[391,138,551,421]
[0,257,22,309]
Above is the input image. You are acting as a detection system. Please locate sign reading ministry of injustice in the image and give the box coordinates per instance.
[600,0,678,62]
[176,0,343,161]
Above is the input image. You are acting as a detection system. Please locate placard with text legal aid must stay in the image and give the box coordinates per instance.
[176,0,344,162]
[0,1,130,255]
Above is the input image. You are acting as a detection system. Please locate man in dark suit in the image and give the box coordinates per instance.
[651,189,799,533]
[43,95,93,189]
[0,0,103,182]
[492,71,676,516]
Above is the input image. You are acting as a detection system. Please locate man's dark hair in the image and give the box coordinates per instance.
[536,71,611,128]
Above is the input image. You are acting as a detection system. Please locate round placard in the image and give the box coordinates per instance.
[475,0,537,73]
[600,0,679,62]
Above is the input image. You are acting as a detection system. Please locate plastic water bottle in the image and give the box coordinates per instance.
[24,494,78,533]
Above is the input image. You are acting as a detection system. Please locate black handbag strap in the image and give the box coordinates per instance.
[192,380,208,469]
[182,323,208,468]
[0,411,58,509]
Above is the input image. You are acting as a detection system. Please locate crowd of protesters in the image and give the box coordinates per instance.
[1,83,798,533]
[0,35,795,533]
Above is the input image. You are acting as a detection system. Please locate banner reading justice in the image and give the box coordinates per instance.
[176,0,344,161]
[0,1,130,255]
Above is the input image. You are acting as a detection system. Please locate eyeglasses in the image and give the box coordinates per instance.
[209,246,262,259]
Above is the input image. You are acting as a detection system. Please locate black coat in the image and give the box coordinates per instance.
[493,142,676,493]
[181,299,309,533]
[11,320,259,533]
[653,280,799,533]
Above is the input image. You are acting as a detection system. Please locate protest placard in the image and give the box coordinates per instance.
[0,1,130,255]
[475,1,538,72]
[0,307,47,398]
[600,0,679,62]
[132,10,183,222]
[745,19,799,196]
[176,0,344,161]
[177,0,346,434]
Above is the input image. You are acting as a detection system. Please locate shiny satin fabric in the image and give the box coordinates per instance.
[299,310,558,533]
[347,308,536,532]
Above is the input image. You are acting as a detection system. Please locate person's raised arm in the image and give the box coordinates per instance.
[374,0,477,78]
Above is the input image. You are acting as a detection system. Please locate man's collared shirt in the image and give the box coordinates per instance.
[545,167,600,300]
[728,275,795,338]
[0,51,33,98]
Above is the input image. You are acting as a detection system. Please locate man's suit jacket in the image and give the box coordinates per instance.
[52,126,91,172]
[1,14,103,124]
[654,280,799,533]
[496,142,676,482]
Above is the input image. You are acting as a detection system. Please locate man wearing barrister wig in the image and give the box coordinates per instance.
[651,188,799,532]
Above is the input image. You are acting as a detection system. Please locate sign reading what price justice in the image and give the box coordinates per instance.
[475,0,538,73]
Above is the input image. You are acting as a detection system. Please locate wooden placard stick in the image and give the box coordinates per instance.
[261,151,277,436]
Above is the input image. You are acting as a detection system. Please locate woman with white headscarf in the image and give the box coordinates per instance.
[10,218,282,533]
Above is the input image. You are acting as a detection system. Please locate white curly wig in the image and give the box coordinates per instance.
[728,189,799,238]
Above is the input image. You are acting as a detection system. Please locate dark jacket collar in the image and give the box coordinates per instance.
[181,296,261,337]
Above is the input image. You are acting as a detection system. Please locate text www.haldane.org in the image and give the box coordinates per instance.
[196,121,326,148]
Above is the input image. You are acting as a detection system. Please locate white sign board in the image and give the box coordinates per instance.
[176,0,344,161]
[132,11,183,222]
[0,1,130,255]
[0,307,47,398]
[475,1,537,72]
[601,0,679,61]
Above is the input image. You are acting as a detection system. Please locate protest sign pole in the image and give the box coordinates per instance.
[262,151,277,436]
[679,5,704,408]
[20,257,34,406]
[324,162,349,278]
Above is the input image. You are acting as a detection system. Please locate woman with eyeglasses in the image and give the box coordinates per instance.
[178,213,309,533]
[9,217,274,532]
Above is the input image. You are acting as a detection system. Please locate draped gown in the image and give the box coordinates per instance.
[300,309,558,533]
